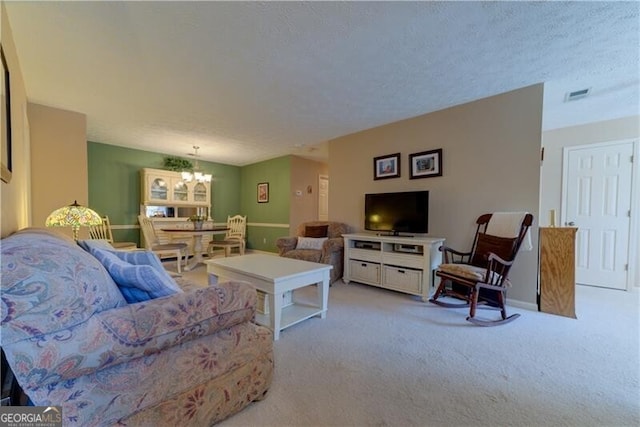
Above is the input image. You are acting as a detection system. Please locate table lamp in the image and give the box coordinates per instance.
[45,200,102,241]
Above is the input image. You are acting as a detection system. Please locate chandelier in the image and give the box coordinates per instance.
[181,145,212,183]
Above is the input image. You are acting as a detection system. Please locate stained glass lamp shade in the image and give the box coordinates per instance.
[45,200,102,241]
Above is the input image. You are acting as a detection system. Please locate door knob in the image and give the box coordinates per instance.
[566,221,575,226]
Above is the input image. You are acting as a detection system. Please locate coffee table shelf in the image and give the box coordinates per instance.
[255,302,323,330]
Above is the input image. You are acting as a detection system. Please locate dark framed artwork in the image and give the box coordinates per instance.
[409,149,442,179]
[1,45,12,184]
[373,152,401,180]
[257,182,269,203]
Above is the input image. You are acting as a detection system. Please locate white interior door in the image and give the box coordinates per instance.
[318,175,329,221]
[563,141,633,289]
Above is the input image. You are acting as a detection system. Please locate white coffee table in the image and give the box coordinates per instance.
[205,254,332,340]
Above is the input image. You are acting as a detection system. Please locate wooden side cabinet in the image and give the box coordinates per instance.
[539,227,577,318]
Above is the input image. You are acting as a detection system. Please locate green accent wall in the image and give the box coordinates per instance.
[87,142,241,245]
[240,156,291,251]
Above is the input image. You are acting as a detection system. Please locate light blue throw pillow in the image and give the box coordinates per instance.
[91,248,181,303]
[79,241,165,274]
[77,239,114,252]
[110,250,164,273]
[108,250,182,293]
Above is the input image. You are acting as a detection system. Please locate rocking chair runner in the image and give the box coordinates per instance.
[430,212,534,326]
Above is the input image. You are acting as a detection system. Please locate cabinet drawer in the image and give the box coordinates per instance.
[349,248,381,262]
[382,253,424,269]
[382,265,422,293]
[349,260,381,284]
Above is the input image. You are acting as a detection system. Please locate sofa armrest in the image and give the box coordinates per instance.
[275,236,298,255]
[320,237,344,263]
[322,237,344,255]
[6,281,257,389]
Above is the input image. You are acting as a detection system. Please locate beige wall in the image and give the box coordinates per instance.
[541,115,640,287]
[0,2,30,238]
[329,84,543,306]
[289,155,328,231]
[28,103,88,238]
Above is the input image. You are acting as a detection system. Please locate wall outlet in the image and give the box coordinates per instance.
[263,238,267,244]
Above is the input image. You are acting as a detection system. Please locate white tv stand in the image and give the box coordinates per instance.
[342,233,445,302]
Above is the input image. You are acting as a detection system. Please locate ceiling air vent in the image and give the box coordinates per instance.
[564,88,591,102]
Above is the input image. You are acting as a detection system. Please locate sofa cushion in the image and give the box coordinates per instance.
[296,236,327,250]
[91,248,182,303]
[304,224,328,238]
[282,249,323,263]
[1,230,127,344]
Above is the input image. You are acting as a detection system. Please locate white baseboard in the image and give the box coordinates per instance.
[508,299,538,312]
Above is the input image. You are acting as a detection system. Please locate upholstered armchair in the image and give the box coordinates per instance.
[1,228,273,426]
[275,221,349,283]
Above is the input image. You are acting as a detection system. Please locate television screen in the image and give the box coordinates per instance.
[365,191,429,234]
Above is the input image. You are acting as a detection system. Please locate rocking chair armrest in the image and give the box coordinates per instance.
[483,252,515,285]
[438,245,472,264]
[486,252,514,268]
[475,281,509,292]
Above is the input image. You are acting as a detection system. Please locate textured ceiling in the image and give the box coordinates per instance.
[6,1,639,166]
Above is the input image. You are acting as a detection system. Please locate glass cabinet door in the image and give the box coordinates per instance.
[173,181,188,202]
[193,182,208,202]
[150,178,168,201]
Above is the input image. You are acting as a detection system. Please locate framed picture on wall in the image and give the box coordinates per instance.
[409,149,442,179]
[1,45,12,184]
[257,182,269,203]
[373,153,400,180]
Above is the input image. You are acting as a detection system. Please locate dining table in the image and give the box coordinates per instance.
[161,226,229,271]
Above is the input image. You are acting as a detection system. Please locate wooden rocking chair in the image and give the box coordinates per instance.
[429,212,534,326]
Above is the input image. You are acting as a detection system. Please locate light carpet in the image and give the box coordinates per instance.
[180,264,639,427]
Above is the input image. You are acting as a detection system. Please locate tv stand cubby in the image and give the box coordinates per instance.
[343,233,445,302]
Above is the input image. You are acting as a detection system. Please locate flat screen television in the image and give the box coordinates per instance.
[364,191,429,235]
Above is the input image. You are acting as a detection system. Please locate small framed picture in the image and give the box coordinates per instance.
[1,46,12,184]
[373,153,401,180]
[257,182,269,203]
[409,149,443,179]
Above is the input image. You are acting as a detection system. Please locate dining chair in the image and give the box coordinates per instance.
[88,215,137,250]
[138,215,188,273]
[207,215,246,257]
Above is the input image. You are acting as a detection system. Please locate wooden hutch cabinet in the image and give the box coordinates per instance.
[141,168,211,207]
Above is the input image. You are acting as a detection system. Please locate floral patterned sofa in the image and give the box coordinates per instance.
[0,228,273,426]
[275,221,349,284]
